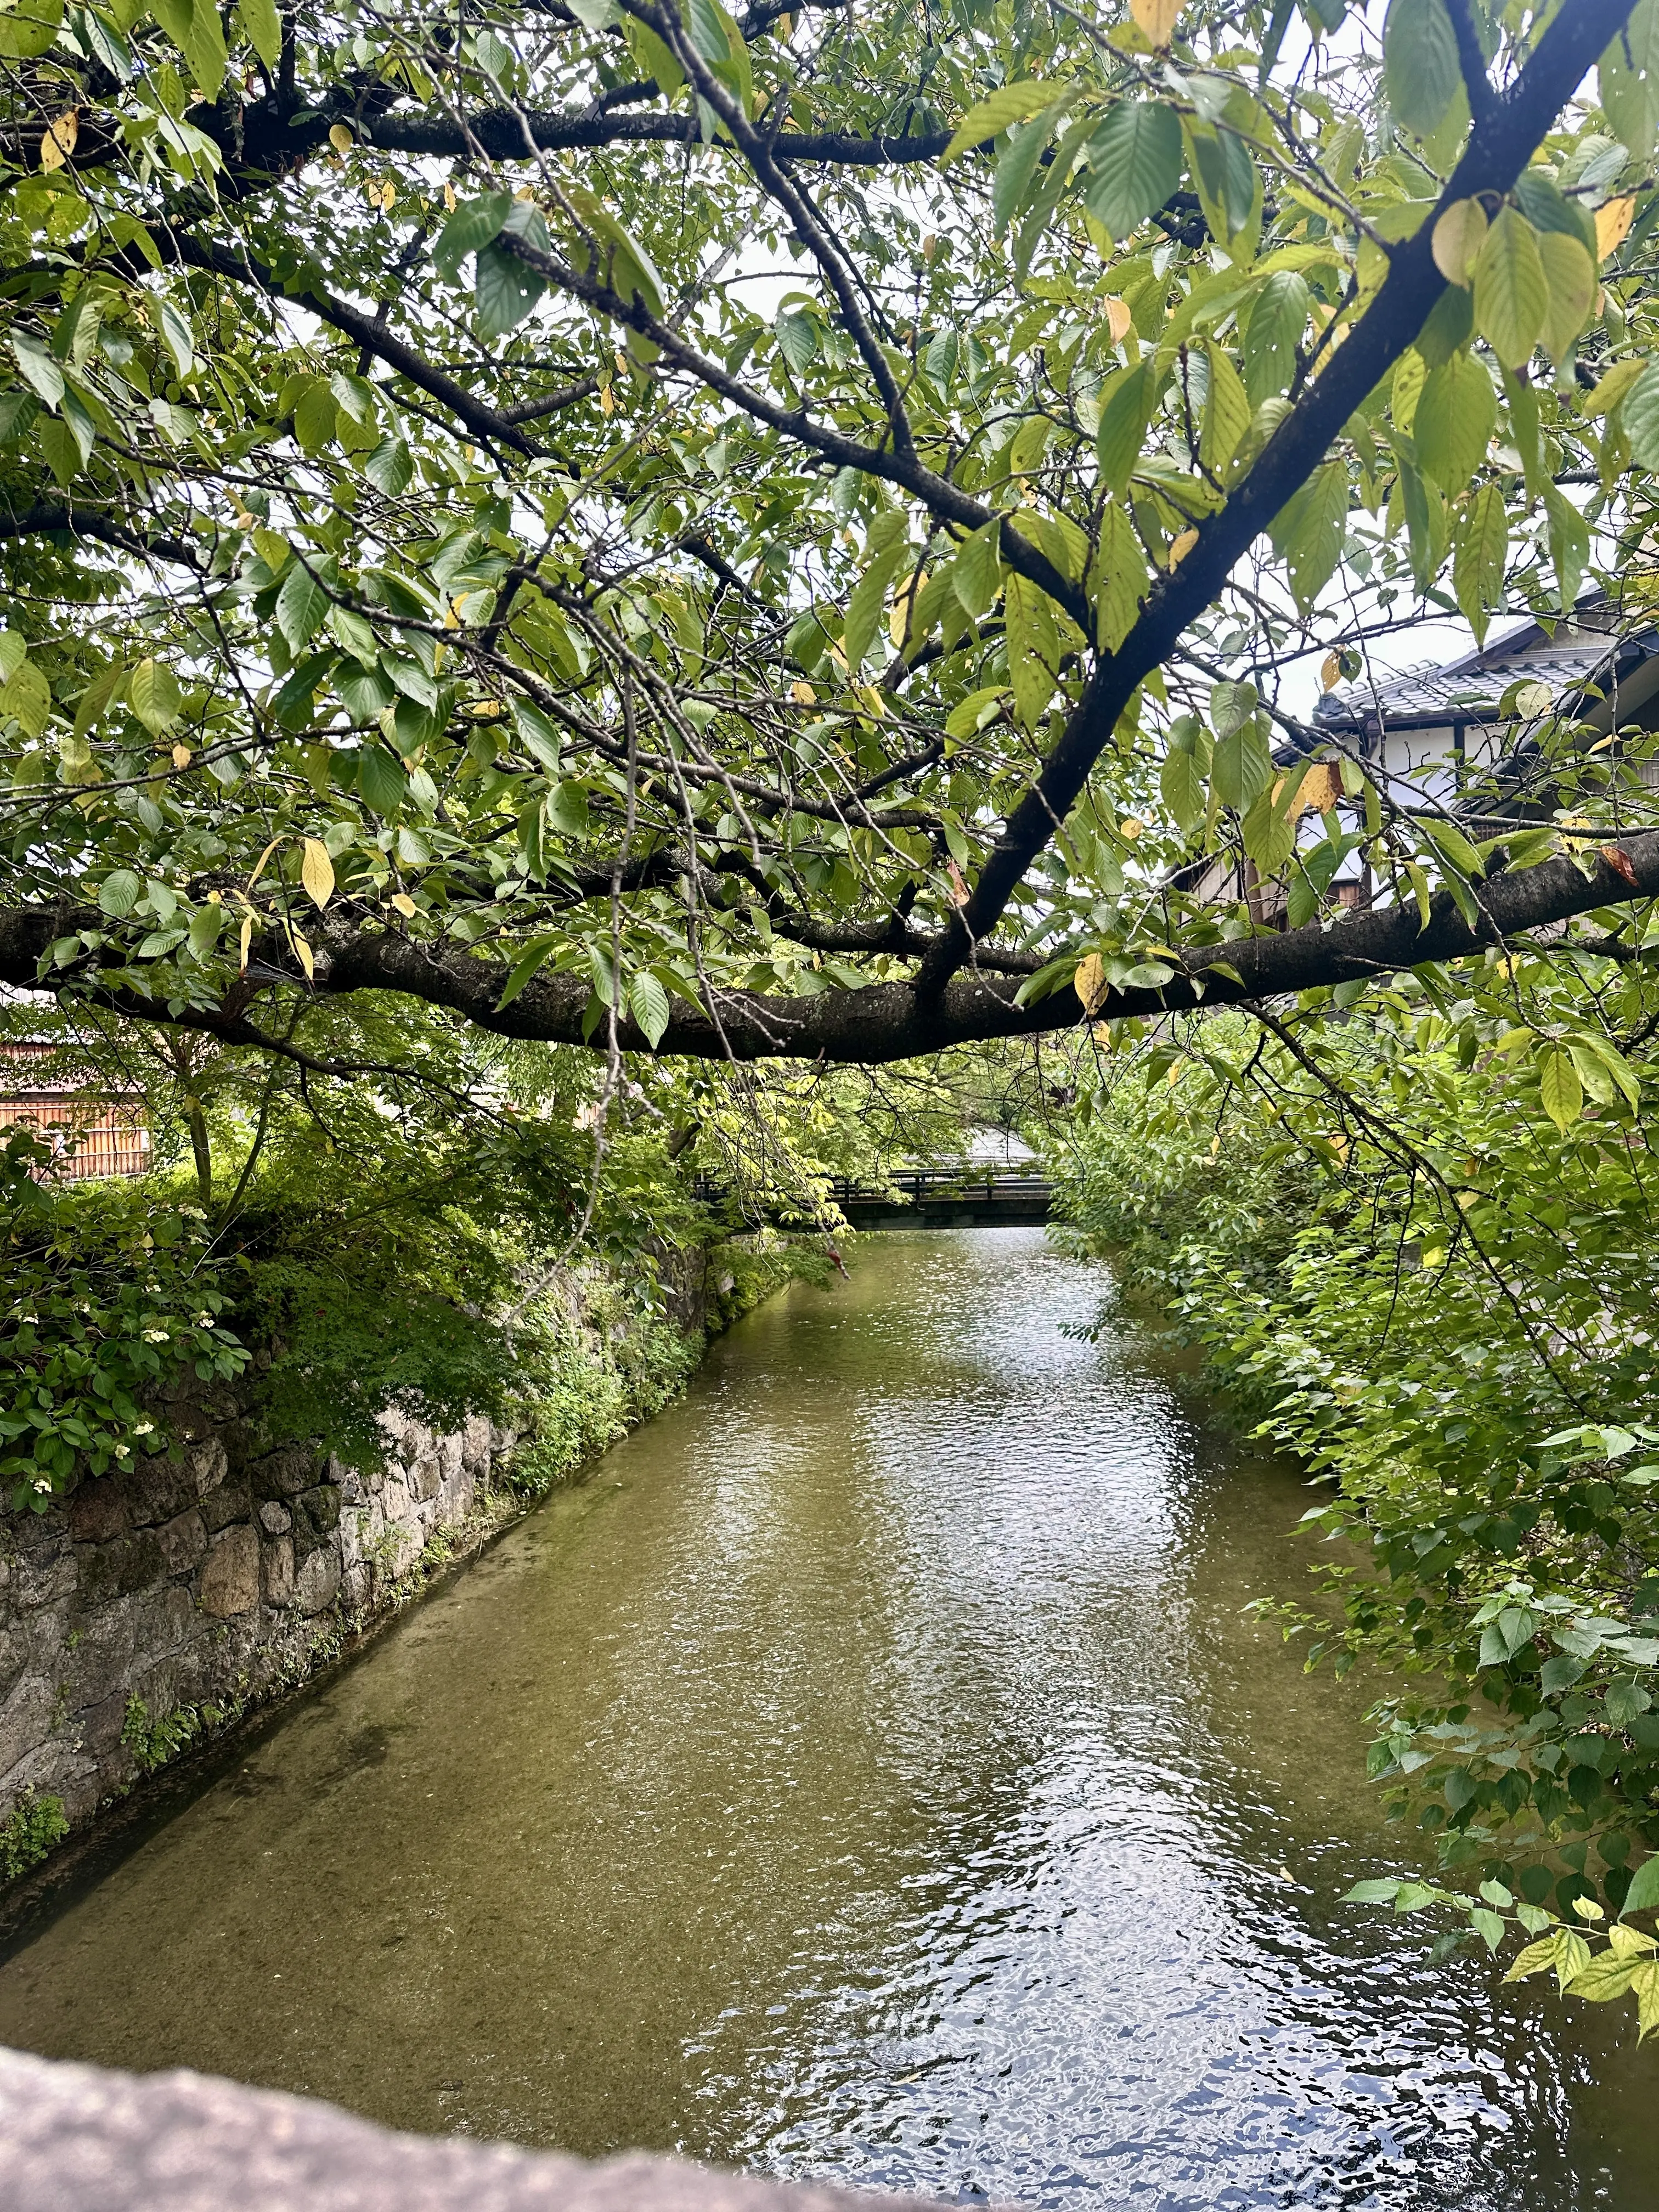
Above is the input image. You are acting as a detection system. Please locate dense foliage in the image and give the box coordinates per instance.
[1050,950,1659,2037]
[0,0,1655,1072]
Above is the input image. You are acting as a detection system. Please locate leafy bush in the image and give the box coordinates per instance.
[0,1786,68,1881]
[0,1127,247,1513]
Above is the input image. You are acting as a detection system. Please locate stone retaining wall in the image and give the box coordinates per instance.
[0,1388,518,1835]
[0,1241,726,1845]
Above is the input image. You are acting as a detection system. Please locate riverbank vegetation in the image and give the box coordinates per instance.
[1049,947,1659,2033]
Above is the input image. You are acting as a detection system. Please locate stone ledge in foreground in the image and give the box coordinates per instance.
[0,2047,944,2212]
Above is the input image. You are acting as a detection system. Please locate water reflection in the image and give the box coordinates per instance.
[0,1232,1649,2206]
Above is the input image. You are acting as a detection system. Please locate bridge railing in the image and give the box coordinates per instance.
[691,1169,1052,1213]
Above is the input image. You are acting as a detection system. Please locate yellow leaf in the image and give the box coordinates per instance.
[171,743,192,769]
[390,891,416,917]
[328,122,353,154]
[443,180,456,211]
[1130,0,1181,46]
[38,109,78,172]
[1075,951,1108,1014]
[1598,194,1637,262]
[290,926,315,980]
[1168,526,1199,571]
[1118,815,1144,841]
[789,679,816,704]
[1291,760,1342,816]
[599,382,615,416]
[1431,198,1487,286]
[300,836,335,909]
[1320,651,1341,693]
[238,912,253,972]
[246,834,281,891]
[1103,295,1132,345]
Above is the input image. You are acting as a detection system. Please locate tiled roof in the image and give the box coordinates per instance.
[1313,607,1652,733]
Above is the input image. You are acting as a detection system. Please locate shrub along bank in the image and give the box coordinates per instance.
[1049,955,1659,2039]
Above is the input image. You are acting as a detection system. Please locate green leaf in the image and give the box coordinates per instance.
[1013,110,1097,283]
[1538,1045,1584,1134]
[1214,717,1271,811]
[994,104,1065,236]
[97,868,142,918]
[127,657,180,736]
[435,194,514,281]
[496,933,559,1010]
[1160,744,1206,835]
[1568,1950,1640,2003]
[1005,571,1059,731]
[1601,0,1659,163]
[1471,1909,1505,1953]
[235,0,279,70]
[476,242,545,340]
[151,0,225,94]
[0,0,61,58]
[1096,359,1157,499]
[357,744,409,817]
[1474,205,1548,371]
[143,296,195,382]
[1505,1933,1564,1982]
[1623,362,1659,470]
[363,437,414,498]
[1243,272,1309,407]
[512,699,562,772]
[1622,1854,1659,1918]
[12,335,63,410]
[843,531,912,667]
[942,81,1059,165]
[1451,481,1506,645]
[1384,0,1460,137]
[1184,117,1260,257]
[73,661,125,740]
[292,378,337,455]
[629,969,672,1048]
[950,520,1003,620]
[945,685,1011,740]
[0,658,50,738]
[1414,349,1496,494]
[1092,499,1148,652]
[1514,171,1597,261]
[1270,459,1348,611]
[275,561,329,653]
[1201,341,1250,472]
[1536,234,1596,366]
[1084,101,1182,242]
[774,308,818,375]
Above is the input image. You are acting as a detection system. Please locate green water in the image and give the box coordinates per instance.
[0,1231,1653,2205]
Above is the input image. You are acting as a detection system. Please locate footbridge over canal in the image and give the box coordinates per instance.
[826,1169,1052,1229]
[693,1159,1052,1231]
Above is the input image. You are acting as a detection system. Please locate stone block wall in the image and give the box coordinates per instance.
[0,1386,517,1835]
[0,1233,779,1861]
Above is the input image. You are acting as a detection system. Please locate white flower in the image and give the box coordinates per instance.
[132,1421,154,1437]
[196,1314,213,1328]
[142,1329,170,1343]
[32,1479,50,1494]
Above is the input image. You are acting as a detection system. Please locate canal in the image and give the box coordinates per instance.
[0,1232,1651,2207]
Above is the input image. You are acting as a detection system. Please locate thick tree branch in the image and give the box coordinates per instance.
[6,832,1658,1063]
